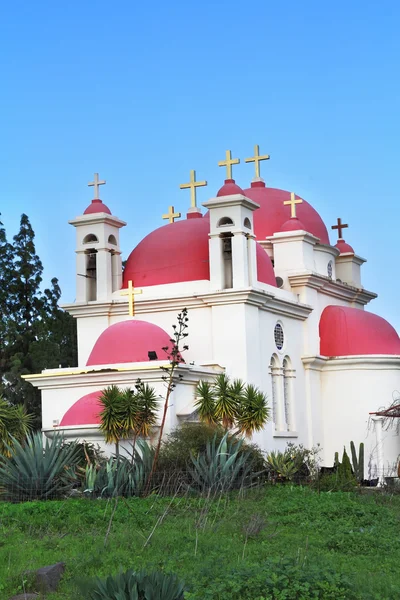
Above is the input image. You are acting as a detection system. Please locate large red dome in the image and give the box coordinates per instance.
[60,391,102,426]
[87,320,173,366]
[243,182,330,245]
[123,216,276,288]
[320,306,400,356]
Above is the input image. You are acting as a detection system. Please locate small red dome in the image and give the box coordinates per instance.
[320,306,400,356]
[335,239,355,255]
[217,179,244,197]
[243,182,330,244]
[280,217,306,232]
[87,320,172,366]
[84,199,112,215]
[60,391,102,427]
[123,217,276,288]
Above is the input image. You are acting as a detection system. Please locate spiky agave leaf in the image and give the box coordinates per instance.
[194,380,217,425]
[237,384,270,437]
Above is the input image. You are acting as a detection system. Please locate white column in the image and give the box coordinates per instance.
[247,235,258,286]
[76,252,87,302]
[209,234,224,291]
[372,417,384,485]
[232,231,249,288]
[96,249,113,301]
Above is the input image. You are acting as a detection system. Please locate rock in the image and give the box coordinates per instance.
[9,594,39,600]
[35,562,66,592]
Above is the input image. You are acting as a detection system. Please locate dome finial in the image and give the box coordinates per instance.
[179,169,207,209]
[162,205,181,224]
[218,149,240,181]
[284,192,303,218]
[331,217,349,240]
[245,144,270,181]
[88,172,106,199]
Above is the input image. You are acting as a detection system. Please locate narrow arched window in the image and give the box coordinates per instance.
[108,234,117,245]
[243,217,251,229]
[283,356,295,431]
[269,354,279,430]
[83,233,98,244]
[217,216,234,227]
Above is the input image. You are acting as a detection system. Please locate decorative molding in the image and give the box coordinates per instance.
[302,354,400,372]
[288,272,377,305]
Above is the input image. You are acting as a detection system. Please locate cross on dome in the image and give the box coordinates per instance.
[245,144,270,179]
[284,192,303,218]
[179,170,207,208]
[88,173,106,199]
[332,218,348,240]
[162,205,181,224]
[218,150,240,181]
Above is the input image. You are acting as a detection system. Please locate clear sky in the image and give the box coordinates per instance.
[0,1,399,331]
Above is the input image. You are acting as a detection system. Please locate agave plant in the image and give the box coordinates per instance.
[79,568,185,600]
[188,432,262,493]
[84,439,155,498]
[0,432,80,501]
[266,450,299,481]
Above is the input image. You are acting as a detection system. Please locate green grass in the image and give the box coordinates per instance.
[1,486,400,599]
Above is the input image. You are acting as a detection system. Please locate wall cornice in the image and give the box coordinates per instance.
[288,272,377,305]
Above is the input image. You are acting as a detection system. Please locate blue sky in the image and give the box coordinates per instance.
[0,1,399,331]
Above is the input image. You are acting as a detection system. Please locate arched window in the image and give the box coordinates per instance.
[108,234,117,245]
[243,217,251,229]
[217,216,234,227]
[83,233,98,244]
[269,354,280,430]
[283,356,295,431]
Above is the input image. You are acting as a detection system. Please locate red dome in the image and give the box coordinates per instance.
[84,199,112,215]
[60,391,102,426]
[243,182,330,244]
[335,239,355,255]
[123,217,276,288]
[87,320,172,366]
[217,179,244,197]
[320,306,400,356]
[281,217,306,232]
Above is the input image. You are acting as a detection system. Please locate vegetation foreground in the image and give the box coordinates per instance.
[1,486,400,599]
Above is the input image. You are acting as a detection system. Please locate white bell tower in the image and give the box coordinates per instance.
[69,173,126,303]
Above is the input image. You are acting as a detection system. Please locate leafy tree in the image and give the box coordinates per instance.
[195,374,270,438]
[0,214,77,424]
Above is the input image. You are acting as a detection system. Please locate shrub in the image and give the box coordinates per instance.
[0,432,80,501]
[79,568,185,600]
[188,431,264,493]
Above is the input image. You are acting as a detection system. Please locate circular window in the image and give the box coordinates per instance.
[274,323,284,351]
[327,260,333,278]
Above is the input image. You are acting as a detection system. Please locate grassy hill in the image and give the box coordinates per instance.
[1,486,399,599]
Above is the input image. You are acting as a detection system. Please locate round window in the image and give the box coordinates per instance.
[327,260,333,278]
[274,323,284,351]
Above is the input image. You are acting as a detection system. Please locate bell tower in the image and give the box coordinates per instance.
[69,173,126,303]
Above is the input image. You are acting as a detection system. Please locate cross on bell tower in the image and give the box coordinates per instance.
[218,149,240,181]
[332,218,349,240]
[88,173,106,199]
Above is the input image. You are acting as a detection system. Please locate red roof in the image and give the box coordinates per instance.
[335,239,355,255]
[84,199,112,215]
[86,319,172,366]
[319,306,400,356]
[123,216,276,288]
[217,179,245,197]
[60,391,102,426]
[243,182,330,244]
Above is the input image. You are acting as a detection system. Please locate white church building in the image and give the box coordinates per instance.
[26,148,400,478]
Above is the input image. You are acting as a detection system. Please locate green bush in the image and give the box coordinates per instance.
[0,432,80,501]
[317,472,357,492]
[79,568,185,600]
[157,422,265,474]
[188,431,264,493]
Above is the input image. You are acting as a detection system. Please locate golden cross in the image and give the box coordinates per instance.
[120,280,142,317]
[284,192,303,218]
[331,218,348,239]
[179,170,207,208]
[245,145,270,179]
[218,150,240,180]
[162,205,181,224]
[88,172,106,199]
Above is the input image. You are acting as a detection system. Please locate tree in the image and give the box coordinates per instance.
[0,397,34,456]
[0,214,77,424]
[98,386,124,456]
[195,374,270,438]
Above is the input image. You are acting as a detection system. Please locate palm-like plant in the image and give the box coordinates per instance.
[237,384,270,438]
[134,382,159,438]
[0,397,34,456]
[98,386,124,456]
[195,375,270,438]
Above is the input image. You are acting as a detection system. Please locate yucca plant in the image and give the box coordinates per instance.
[188,431,262,493]
[79,568,185,600]
[237,384,270,438]
[0,397,34,456]
[0,432,80,501]
[98,386,125,456]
